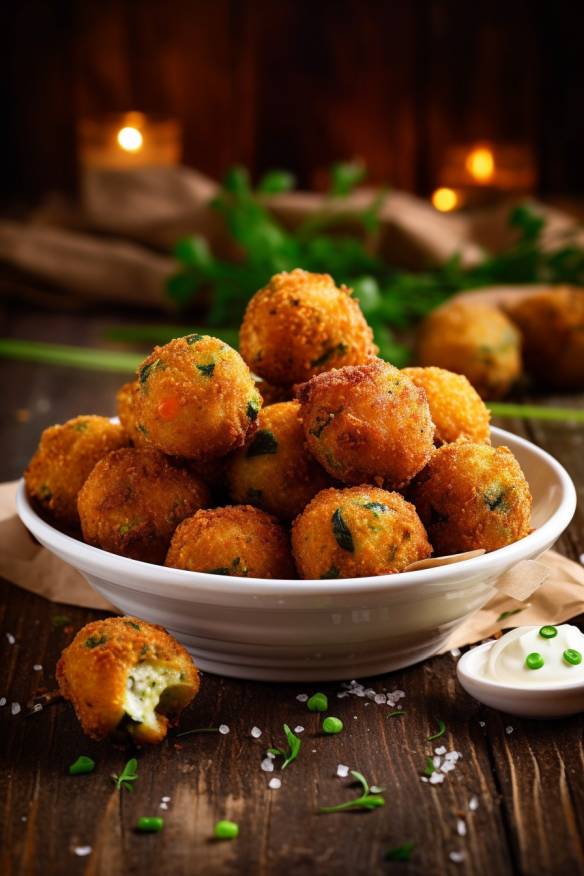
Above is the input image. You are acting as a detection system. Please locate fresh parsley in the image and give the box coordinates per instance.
[427,718,446,742]
[246,430,278,457]
[268,724,301,770]
[112,758,139,792]
[331,509,354,553]
[319,771,385,813]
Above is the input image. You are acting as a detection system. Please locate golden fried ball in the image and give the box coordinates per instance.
[239,269,377,386]
[57,616,199,744]
[409,442,532,555]
[505,287,584,389]
[402,366,491,445]
[25,415,129,529]
[416,301,522,399]
[226,401,332,521]
[296,359,435,489]
[291,486,431,579]
[166,505,296,579]
[134,334,262,460]
[78,447,209,564]
[116,381,150,447]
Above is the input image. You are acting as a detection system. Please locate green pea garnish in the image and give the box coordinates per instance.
[214,820,239,839]
[539,625,558,639]
[322,716,343,734]
[307,692,328,712]
[136,817,164,833]
[525,652,544,670]
[68,756,95,775]
[563,649,582,666]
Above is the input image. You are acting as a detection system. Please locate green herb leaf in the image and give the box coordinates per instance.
[84,634,107,649]
[330,161,366,196]
[331,509,354,553]
[124,621,141,631]
[319,770,385,814]
[320,565,340,579]
[197,362,215,377]
[311,342,348,368]
[257,170,296,194]
[385,841,414,862]
[246,430,278,457]
[176,727,220,738]
[247,398,260,421]
[112,758,139,792]
[427,719,446,742]
[139,358,160,386]
[185,332,204,345]
[423,757,436,777]
[68,755,95,775]
[269,724,301,770]
[52,614,71,628]
[363,501,389,515]
[497,607,526,623]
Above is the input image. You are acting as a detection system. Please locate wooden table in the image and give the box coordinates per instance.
[1,306,583,876]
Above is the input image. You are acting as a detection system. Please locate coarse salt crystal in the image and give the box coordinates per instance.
[294,725,304,734]
[0,697,6,707]
[374,694,386,705]
[429,772,445,784]
[251,726,262,738]
[469,795,479,811]
[450,648,461,658]
[336,764,349,778]
[266,751,275,759]
[73,847,92,857]
[296,694,308,702]
[268,777,281,790]
[369,785,383,794]
[218,724,230,735]
[159,802,168,810]
[6,633,15,645]
[580,553,584,565]
[479,721,486,728]
[445,751,460,762]
[449,851,465,863]
[261,757,274,772]
[33,664,42,672]
[31,703,42,714]
[432,755,441,768]
[337,692,348,698]
[435,746,447,756]
[441,762,456,773]
[162,796,171,802]
[11,703,20,716]
[420,776,429,783]
[506,726,514,735]
[457,818,467,837]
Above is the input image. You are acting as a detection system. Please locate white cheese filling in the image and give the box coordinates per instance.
[124,663,183,728]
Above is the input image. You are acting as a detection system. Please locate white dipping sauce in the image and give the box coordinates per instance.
[485,624,584,685]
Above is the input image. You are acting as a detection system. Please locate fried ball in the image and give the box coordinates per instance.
[78,447,210,563]
[239,269,377,386]
[226,401,332,521]
[25,415,129,529]
[134,334,262,460]
[505,287,584,389]
[166,505,296,579]
[291,486,431,579]
[57,616,199,744]
[409,442,532,555]
[116,381,151,448]
[416,301,522,399]
[402,366,491,445]
[296,359,435,489]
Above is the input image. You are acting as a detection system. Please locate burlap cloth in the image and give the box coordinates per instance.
[1,166,583,307]
[1,481,582,651]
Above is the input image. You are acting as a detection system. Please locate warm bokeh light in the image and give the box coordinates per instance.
[466,146,495,183]
[116,126,143,153]
[431,187,459,212]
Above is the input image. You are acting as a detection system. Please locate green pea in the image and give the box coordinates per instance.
[322,716,344,734]
[525,652,544,670]
[539,625,558,639]
[563,649,582,666]
[136,817,164,833]
[307,692,328,713]
[68,756,95,775]
[214,820,239,839]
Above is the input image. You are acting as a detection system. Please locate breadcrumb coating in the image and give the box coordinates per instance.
[402,366,491,445]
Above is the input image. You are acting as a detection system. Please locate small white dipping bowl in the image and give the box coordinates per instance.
[457,640,584,718]
[17,427,576,682]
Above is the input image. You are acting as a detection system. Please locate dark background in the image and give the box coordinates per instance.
[2,0,584,206]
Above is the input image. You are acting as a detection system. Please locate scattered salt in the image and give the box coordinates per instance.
[296,694,308,702]
[435,746,447,756]
[159,802,168,810]
[266,751,275,760]
[73,847,92,857]
[312,749,317,753]
[440,762,456,774]
[6,633,15,645]
[374,693,386,705]
[444,751,460,762]
[268,777,281,790]
[450,647,461,658]
[469,795,479,811]
[260,757,274,772]
[449,851,465,863]
[250,726,262,738]
[432,755,441,768]
[457,818,467,837]
[33,664,42,672]
[218,724,230,735]
[0,698,6,707]
[479,721,486,728]
[162,796,171,803]
[11,703,20,716]
[580,553,584,566]
[369,785,383,794]
[21,816,27,822]
[336,764,349,778]
[294,725,304,734]
[31,704,42,714]
[505,726,514,735]
[429,772,445,784]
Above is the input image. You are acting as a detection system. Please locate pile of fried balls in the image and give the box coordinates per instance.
[25,268,533,581]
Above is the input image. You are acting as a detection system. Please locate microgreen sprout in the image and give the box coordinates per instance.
[387,710,405,718]
[427,718,446,741]
[268,724,301,769]
[112,758,139,792]
[319,770,385,813]
[176,727,220,738]
[385,841,414,862]
[68,755,95,775]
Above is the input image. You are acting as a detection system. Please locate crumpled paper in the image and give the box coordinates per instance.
[1,480,583,648]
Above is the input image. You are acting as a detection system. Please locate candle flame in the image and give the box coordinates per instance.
[117,126,143,153]
[432,187,459,212]
[466,146,494,183]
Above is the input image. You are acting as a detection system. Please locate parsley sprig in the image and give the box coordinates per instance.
[319,771,385,813]
[112,757,139,792]
[427,718,446,742]
[268,724,301,770]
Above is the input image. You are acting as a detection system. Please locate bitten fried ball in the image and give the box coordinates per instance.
[57,616,199,744]
[25,416,129,529]
[135,334,262,460]
[409,442,532,555]
[416,301,522,399]
[239,269,377,386]
[116,381,150,448]
[291,486,432,579]
[297,360,435,489]
[226,401,332,521]
[166,505,296,579]
[78,447,209,563]
[505,287,584,389]
[402,366,491,445]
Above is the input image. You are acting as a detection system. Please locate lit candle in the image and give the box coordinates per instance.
[435,141,536,209]
[78,112,182,170]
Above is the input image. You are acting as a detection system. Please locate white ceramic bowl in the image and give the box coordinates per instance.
[17,427,576,682]
[457,640,584,718]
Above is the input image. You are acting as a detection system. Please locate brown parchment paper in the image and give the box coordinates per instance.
[1,480,583,647]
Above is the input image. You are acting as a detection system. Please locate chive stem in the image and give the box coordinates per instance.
[488,402,584,423]
[0,339,142,373]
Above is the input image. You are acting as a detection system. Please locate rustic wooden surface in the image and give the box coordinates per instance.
[1,306,584,876]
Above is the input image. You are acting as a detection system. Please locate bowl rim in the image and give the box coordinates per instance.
[16,425,577,598]
[457,640,584,694]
